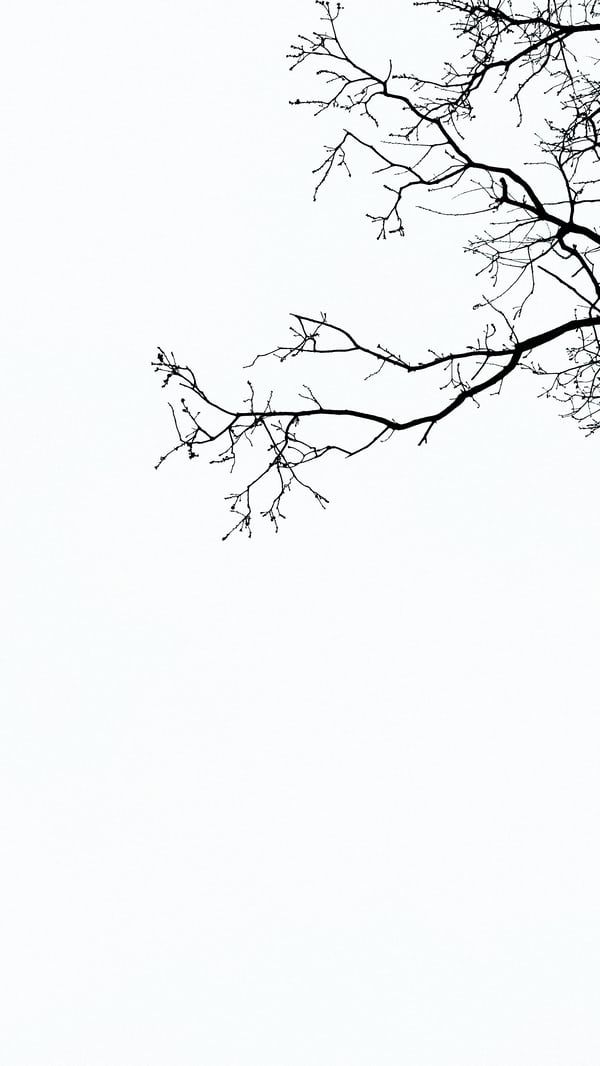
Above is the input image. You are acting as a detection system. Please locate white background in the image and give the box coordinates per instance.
[1,1,600,1063]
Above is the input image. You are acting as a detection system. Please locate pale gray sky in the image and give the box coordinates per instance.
[1,1,600,1063]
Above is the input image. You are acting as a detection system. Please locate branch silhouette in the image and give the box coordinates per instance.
[154,0,600,538]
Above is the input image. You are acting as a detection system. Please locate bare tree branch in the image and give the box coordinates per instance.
[154,0,600,537]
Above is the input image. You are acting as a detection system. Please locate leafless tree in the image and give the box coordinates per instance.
[154,0,600,537]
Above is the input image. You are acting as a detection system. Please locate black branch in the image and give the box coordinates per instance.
[154,0,600,538]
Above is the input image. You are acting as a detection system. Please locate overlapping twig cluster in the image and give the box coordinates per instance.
[154,0,600,537]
